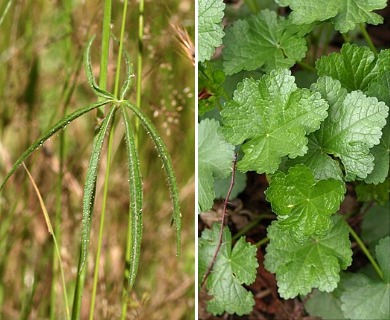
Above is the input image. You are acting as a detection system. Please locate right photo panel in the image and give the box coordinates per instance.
[197,1,390,319]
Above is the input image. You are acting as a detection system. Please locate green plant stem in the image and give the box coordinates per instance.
[232,214,274,241]
[113,0,128,98]
[135,0,144,140]
[297,60,316,73]
[244,0,260,13]
[0,0,14,28]
[347,224,383,280]
[255,237,269,248]
[72,251,87,320]
[359,24,378,56]
[120,205,132,320]
[97,0,112,117]
[89,112,116,320]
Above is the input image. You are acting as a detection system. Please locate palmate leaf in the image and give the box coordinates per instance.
[123,101,181,255]
[365,71,390,184]
[264,215,352,299]
[221,69,328,174]
[80,106,117,271]
[265,164,346,239]
[0,100,112,191]
[222,10,310,75]
[199,224,258,316]
[198,0,225,62]
[316,44,390,92]
[341,237,390,319]
[198,118,235,212]
[276,0,387,33]
[121,107,143,288]
[306,76,389,181]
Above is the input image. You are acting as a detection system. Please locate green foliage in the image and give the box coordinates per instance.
[223,10,310,74]
[276,0,387,33]
[221,69,328,174]
[198,118,235,211]
[198,0,225,62]
[198,0,389,316]
[265,164,346,239]
[341,237,390,319]
[361,201,390,248]
[298,76,388,181]
[199,224,258,315]
[264,215,352,299]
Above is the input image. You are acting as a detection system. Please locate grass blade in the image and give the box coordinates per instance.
[84,37,116,100]
[22,163,70,320]
[79,106,117,272]
[121,107,143,288]
[0,100,112,191]
[123,101,181,255]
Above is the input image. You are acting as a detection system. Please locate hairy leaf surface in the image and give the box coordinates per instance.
[121,107,143,288]
[265,164,346,239]
[199,224,258,315]
[198,0,225,62]
[221,69,328,174]
[264,215,352,299]
[223,10,309,75]
[198,119,235,211]
[276,0,387,33]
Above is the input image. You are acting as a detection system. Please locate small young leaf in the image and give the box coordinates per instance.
[198,0,225,62]
[84,37,116,100]
[80,106,117,271]
[223,10,309,75]
[198,118,235,212]
[308,76,389,180]
[199,224,258,316]
[341,237,390,319]
[123,101,181,255]
[121,107,143,289]
[265,164,346,239]
[119,50,135,100]
[0,100,111,191]
[264,215,352,299]
[277,0,387,33]
[221,69,328,174]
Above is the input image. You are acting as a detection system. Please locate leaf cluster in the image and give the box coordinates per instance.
[198,0,389,316]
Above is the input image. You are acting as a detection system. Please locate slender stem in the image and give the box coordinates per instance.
[113,0,128,97]
[120,209,132,319]
[341,32,350,43]
[135,0,144,139]
[255,237,269,248]
[201,155,237,288]
[97,0,112,117]
[348,224,383,280]
[244,0,260,13]
[89,112,116,320]
[359,24,378,56]
[232,214,274,241]
[72,251,87,320]
[297,60,316,73]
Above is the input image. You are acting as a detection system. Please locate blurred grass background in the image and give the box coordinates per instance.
[0,0,194,319]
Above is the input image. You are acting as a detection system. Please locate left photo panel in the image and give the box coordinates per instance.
[0,0,195,319]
